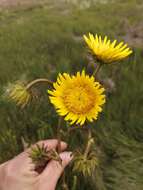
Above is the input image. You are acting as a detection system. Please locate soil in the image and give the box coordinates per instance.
[120,19,143,48]
[0,0,45,7]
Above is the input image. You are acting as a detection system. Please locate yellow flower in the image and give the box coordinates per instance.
[48,71,105,125]
[83,33,133,64]
[8,83,31,108]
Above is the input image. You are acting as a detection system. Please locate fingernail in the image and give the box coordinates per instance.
[60,151,73,164]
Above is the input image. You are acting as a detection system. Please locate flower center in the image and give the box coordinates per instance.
[63,85,95,114]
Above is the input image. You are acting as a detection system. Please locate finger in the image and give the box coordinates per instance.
[29,139,67,152]
[40,151,73,190]
[14,140,68,170]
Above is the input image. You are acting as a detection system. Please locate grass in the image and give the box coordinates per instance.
[0,0,143,189]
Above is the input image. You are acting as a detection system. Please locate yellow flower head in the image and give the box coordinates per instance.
[83,33,133,64]
[48,71,105,125]
[8,83,31,108]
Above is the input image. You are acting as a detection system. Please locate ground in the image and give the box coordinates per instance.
[0,0,44,7]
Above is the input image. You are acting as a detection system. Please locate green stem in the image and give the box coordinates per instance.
[93,63,103,77]
[21,137,29,150]
[57,117,63,153]
[84,128,94,159]
[62,172,69,190]
[26,78,53,90]
[57,118,69,190]
[71,176,77,190]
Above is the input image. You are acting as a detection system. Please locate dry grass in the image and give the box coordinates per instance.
[0,0,48,8]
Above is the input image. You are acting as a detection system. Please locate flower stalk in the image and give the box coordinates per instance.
[57,117,69,190]
[93,63,103,77]
[71,176,77,190]
[62,172,69,190]
[57,117,63,153]
[84,128,94,159]
[26,78,53,91]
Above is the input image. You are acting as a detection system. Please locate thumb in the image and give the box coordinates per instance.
[40,151,72,190]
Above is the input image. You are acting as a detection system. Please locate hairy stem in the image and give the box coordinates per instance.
[62,172,69,190]
[84,128,94,159]
[57,118,69,190]
[26,78,53,90]
[57,117,63,153]
[93,63,103,77]
[71,176,77,190]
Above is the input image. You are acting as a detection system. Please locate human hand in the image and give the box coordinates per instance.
[0,139,72,190]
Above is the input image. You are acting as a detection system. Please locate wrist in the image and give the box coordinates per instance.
[0,162,7,190]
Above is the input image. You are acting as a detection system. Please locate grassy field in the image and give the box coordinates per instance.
[0,0,143,189]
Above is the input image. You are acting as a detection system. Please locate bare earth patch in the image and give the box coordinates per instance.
[0,0,47,7]
[120,20,143,48]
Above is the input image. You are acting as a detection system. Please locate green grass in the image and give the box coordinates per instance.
[0,1,143,189]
